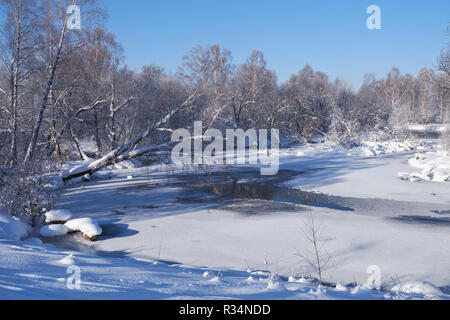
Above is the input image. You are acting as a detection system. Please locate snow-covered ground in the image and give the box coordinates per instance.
[0,213,446,300]
[406,150,450,183]
[1,138,450,300]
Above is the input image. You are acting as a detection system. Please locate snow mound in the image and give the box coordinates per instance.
[45,209,72,223]
[288,276,309,283]
[406,151,450,182]
[335,283,347,292]
[359,141,414,157]
[40,224,70,238]
[392,281,443,297]
[65,218,102,239]
[408,124,449,134]
[0,214,28,241]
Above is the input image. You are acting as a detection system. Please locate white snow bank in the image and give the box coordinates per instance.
[44,209,72,223]
[39,224,70,238]
[0,214,28,241]
[279,138,433,161]
[405,151,450,182]
[392,281,443,297]
[408,124,449,134]
[65,218,102,238]
[358,140,415,157]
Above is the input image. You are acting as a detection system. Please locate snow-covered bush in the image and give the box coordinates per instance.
[327,107,362,149]
[391,281,443,297]
[328,121,361,149]
[0,162,55,224]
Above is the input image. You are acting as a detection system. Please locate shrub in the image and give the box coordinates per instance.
[0,161,55,225]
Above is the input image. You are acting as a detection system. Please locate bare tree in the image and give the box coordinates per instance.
[437,47,450,151]
[61,90,199,182]
[228,50,277,129]
[24,0,103,164]
[296,213,332,287]
[281,65,334,140]
[178,44,232,128]
[106,60,135,151]
[0,0,40,166]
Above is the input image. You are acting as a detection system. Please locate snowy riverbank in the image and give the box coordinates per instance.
[1,138,449,300]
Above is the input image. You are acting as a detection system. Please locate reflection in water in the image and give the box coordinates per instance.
[208,180,355,212]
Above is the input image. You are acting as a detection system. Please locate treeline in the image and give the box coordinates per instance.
[0,0,449,168]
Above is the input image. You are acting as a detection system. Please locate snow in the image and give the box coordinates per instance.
[4,212,430,300]
[113,160,139,170]
[44,175,64,190]
[46,142,449,293]
[0,214,28,241]
[23,238,43,246]
[335,283,347,292]
[39,225,70,238]
[391,281,443,297]
[64,218,102,238]
[45,209,72,223]
[1,137,450,300]
[407,150,450,182]
[408,124,449,134]
[1,235,414,300]
[358,140,415,157]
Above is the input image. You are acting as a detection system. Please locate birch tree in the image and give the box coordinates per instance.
[0,0,38,166]
[24,0,103,164]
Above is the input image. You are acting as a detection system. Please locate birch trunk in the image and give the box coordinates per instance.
[24,15,68,165]
[9,3,22,166]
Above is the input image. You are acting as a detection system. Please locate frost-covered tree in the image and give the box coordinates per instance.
[280,65,334,140]
[437,48,450,151]
[178,44,232,128]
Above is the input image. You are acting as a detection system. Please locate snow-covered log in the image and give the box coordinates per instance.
[62,141,174,182]
[61,91,199,183]
[65,218,102,241]
[44,209,72,224]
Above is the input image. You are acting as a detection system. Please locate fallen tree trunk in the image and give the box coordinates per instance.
[61,141,174,182]
[61,91,199,183]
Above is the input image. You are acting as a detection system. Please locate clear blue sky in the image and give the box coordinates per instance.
[104,0,449,89]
